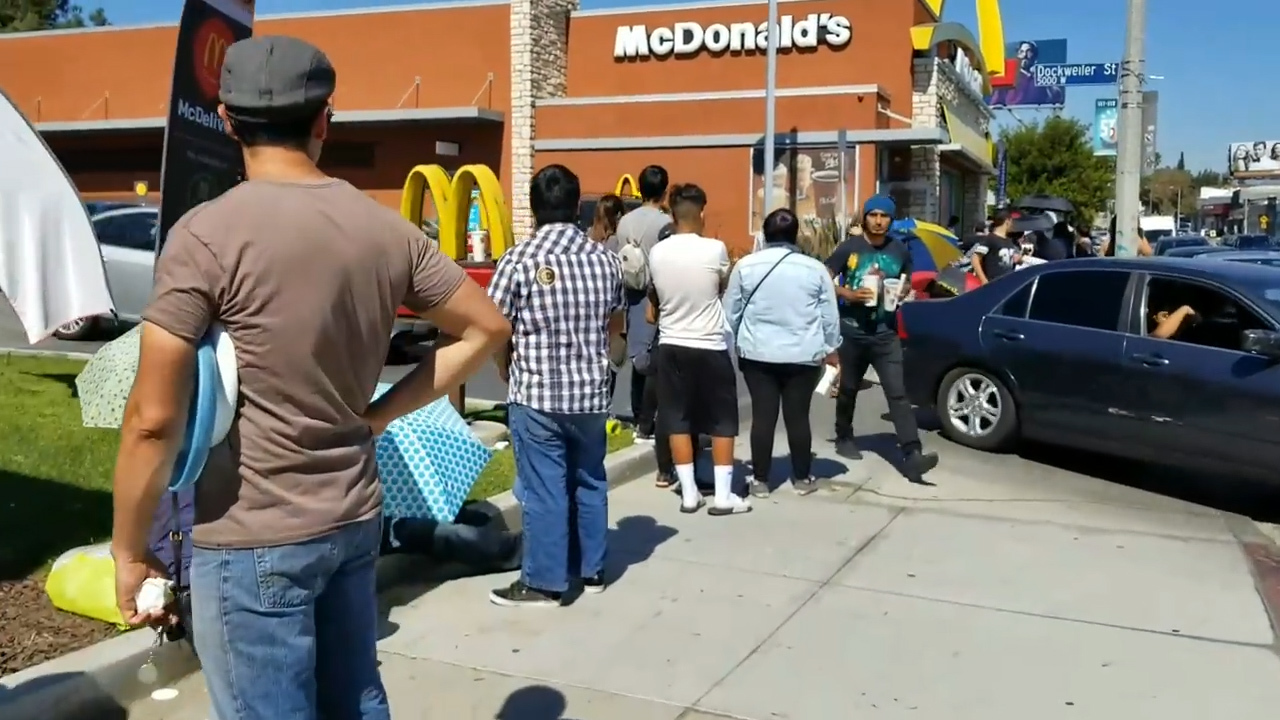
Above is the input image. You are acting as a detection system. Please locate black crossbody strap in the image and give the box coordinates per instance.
[169,492,184,589]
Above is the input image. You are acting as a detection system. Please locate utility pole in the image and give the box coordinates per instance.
[761,0,780,218]
[1113,0,1146,256]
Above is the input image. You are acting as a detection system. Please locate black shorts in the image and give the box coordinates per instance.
[655,344,739,438]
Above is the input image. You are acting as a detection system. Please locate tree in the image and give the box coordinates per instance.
[0,1,108,32]
[1142,167,1195,217]
[1192,169,1226,188]
[1175,152,1186,171]
[997,116,1114,226]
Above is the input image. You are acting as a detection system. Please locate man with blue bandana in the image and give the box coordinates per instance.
[825,195,939,484]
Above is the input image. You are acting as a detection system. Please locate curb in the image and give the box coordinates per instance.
[0,347,95,361]
[0,441,658,720]
[1223,515,1280,644]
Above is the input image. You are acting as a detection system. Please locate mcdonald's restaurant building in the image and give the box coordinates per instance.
[0,0,1001,257]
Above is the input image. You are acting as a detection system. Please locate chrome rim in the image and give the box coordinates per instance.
[57,318,88,334]
[945,373,1001,438]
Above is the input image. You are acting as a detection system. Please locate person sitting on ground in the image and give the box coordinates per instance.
[1150,304,1197,339]
[381,506,521,572]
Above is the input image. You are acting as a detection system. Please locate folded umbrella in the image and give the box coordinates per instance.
[75,324,141,429]
[373,383,495,522]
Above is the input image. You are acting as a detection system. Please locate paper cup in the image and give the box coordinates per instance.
[859,273,880,307]
[814,364,839,396]
[882,278,903,312]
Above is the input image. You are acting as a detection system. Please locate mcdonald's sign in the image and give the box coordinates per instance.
[191,16,234,100]
[401,164,512,261]
[614,174,641,199]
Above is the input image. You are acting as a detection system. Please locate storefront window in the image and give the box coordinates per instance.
[749,146,856,257]
[939,168,964,231]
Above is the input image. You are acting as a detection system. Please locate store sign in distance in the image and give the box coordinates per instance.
[614,13,851,59]
[949,47,984,96]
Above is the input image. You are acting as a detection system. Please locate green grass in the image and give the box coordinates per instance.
[0,356,118,581]
[467,428,635,502]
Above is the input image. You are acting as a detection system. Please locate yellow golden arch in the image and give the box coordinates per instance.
[614,174,641,198]
[400,164,512,261]
[912,0,1007,87]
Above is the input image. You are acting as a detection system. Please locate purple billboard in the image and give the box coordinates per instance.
[988,38,1069,108]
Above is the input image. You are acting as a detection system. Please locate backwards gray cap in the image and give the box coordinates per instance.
[218,35,335,121]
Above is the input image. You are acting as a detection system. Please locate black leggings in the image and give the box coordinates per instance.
[739,358,822,482]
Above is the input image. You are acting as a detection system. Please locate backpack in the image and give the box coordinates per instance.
[619,237,649,290]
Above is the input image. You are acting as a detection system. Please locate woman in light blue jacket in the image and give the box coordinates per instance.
[725,208,841,498]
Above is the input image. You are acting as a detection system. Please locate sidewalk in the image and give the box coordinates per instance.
[130,425,1280,720]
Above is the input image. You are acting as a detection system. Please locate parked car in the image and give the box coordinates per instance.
[898,257,1280,481]
[1203,250,1280,268]
[1222,234,1275,250]
[54,204,159,339]
[1161,245,1234,259]
[1150,234,1209,256]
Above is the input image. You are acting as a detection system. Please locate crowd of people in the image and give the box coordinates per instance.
[108,34,941,720]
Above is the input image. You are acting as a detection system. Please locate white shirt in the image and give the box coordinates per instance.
[649,232,730,351]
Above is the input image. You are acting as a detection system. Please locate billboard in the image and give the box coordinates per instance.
[157,0,255,253]
[1229,141,1280,178]
[1142,90,1158,171]
[987,38,1068,108]
[1093,99,1118,156]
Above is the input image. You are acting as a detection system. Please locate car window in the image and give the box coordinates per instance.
[96,212,158,251]
[1143,276,1269,352]
[1237,235,1273,250]
[995,278,1035,318]
[1026,269,1129,331]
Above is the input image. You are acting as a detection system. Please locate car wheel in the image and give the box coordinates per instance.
[935,367,1017,451]
[52,316,96,341]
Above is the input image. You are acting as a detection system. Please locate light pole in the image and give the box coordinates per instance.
[1113,0,1147,256]
[761,0,779,217]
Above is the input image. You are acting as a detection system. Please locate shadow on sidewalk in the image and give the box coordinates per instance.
[497,684,577,719]
[601,515,678,587]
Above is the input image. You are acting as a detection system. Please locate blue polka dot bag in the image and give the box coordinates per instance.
[372,383,495,521]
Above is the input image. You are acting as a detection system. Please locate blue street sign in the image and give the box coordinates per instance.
[1032,62,1120,87]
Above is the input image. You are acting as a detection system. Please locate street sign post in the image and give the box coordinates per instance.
[1032,62,1120,87]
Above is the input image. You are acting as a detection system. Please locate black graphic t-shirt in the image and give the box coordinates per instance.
[971,234,1019,282]
[824,235,913,333]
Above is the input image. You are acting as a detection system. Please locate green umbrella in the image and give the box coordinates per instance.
[75,324,141,428]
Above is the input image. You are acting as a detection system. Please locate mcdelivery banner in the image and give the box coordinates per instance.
[157,0,255,253]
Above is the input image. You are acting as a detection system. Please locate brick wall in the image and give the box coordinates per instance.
[908,55,993,227]
[509,0,577,241]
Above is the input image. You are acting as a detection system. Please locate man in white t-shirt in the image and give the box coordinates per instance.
[647,184,750,516]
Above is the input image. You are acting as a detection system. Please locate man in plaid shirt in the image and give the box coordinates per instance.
[487,164,625,607]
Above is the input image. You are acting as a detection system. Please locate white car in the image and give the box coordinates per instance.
[54,204,158,340]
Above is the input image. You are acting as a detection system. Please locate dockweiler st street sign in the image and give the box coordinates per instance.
[613,13,851,59]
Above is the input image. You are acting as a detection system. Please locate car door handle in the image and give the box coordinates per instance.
[993,330,1024,341]
[1130,353,1169,367]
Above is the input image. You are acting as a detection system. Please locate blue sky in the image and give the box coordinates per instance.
[96,0,1253,174]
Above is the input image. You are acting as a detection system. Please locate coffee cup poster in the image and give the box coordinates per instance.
[748,147,856,234]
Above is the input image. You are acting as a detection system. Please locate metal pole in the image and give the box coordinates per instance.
[761,0,779,216]
[1113,0,1146,256]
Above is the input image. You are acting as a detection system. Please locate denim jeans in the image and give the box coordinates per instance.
[508,404,609,593]
[191,516,388,720]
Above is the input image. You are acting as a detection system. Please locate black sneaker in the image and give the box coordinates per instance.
[834,436,863,460]
[903,449,940,484]
[582,574,606,594]
[489,580,562,607]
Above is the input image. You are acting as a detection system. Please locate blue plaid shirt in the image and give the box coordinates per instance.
[487,223,624,414]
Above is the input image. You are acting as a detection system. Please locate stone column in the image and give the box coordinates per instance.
[908,57,941,221]
[509,0,577,241]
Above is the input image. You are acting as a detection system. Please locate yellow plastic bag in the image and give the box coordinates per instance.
[44,542,128,628]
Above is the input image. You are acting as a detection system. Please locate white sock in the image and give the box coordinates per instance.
[713,465,735,505]
[676,464,698,506]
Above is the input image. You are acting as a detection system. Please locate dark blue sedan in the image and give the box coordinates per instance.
[899,258,1280,481]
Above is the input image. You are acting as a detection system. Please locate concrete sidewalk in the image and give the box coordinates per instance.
[130,426,1280,719]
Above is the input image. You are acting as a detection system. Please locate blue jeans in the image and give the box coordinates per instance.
[190,516,388,720]
[508,404,609,593]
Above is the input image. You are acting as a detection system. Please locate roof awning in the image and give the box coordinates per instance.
[534,127,947,152]
[35,106,504,134]
[938,106,995,173]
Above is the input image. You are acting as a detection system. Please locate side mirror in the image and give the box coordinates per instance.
[1241,329,1280,359]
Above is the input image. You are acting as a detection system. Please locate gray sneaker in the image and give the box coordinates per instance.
[792,477,819,496]
[747,476,770,498]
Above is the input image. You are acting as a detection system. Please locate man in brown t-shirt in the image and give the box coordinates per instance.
[108,37,510,720]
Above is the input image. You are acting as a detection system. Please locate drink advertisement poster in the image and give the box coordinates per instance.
[157,0,255,253]
[1093,98,1118,156]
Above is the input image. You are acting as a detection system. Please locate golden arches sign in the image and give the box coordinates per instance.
[400,164,512,261]
[911,0,1007,87]
[614,174,641,198]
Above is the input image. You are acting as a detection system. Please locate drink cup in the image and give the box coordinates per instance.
[859,272,880,307]
[882,278,903,312]
[810,169,840,218]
